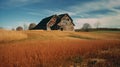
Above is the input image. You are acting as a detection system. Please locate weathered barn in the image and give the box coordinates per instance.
[33,13,75,31]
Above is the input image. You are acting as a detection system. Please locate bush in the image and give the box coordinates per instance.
[29,23,36,30]
[16,26,23,31]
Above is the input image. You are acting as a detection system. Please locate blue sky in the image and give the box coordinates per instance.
[0,0,120,29]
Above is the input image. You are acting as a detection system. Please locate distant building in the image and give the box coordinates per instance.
[33,13,75,31]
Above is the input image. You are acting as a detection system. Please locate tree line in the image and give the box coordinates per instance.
[14,22,100,31]
[14,23,36,31]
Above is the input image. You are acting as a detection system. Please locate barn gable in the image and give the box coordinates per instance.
[57,14,75,26]
[57,14,75,31]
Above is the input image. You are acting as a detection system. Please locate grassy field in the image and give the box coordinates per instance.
[0,29,120,67]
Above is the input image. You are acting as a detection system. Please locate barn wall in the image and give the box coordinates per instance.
[47,16,57,30]
[58,15,74,31]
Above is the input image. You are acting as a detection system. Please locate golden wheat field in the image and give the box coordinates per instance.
[0,29,120,67]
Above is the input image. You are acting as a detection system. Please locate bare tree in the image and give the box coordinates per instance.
[28,23,36,30]
[11,28,15,31]
[0,27,3,29]
[82,23,91,32]
[94,21,100,29]
[23,24,28,30]
[16,26,23,31]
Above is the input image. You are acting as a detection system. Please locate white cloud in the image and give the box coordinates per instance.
[27,12,42,16]
[2,0,119,29]
[1,0,44,8]
[4,21,35,30]
[99,14,120,28]
[26,9,78,19]
[24,0,120,18]
[74,13,120,29]
[43,9,77,16]
[74,18,99,29]
[69,0,120,15]
[68,0,120,29]
[25,0,120,29]
[42,0,120,17]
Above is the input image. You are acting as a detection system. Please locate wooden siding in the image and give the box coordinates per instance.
[47,16,57,30]
[58,15,74,31]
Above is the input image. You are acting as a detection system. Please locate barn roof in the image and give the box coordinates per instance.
[38,15,55,25]
[33,15,55,29]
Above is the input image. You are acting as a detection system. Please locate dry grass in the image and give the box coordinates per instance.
[0,30,27,43]
[0,30,120,67]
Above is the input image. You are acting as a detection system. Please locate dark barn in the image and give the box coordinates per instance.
[33,13,75,31]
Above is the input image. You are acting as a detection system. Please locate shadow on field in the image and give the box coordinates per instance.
[68,35,95,40]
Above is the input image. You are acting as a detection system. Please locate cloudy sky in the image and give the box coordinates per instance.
[0,0,120,29]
